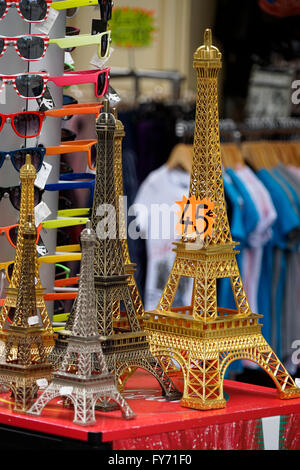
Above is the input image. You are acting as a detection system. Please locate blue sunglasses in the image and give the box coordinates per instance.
[0,147,46,173]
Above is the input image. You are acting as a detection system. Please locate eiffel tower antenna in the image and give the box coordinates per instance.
[144,29,300,410]
[28,221,135,425]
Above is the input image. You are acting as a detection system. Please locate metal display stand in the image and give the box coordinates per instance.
[0,8,66,317]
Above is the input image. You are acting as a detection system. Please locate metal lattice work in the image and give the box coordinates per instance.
[0,155,54,354]
[144,29,300,410]
[28,222,135,425]
[0,212,52,412]
[113,116,144,322]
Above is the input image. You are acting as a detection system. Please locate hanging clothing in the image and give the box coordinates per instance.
[134,165,192,311]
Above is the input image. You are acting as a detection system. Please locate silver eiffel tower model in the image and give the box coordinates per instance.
[28,221,135,425]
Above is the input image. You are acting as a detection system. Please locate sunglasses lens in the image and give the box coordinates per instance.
[0,38,4,56]
[13,149,43,172]
[91,144,97,169]
[9,226,19,247]
[34,186,42,206]
[97,72,106,97]
[0,0,6,19]
[17,36,45,60]
[101,34,108,58]
[10,187,21,211]
[15,74,44,98]
[19,0,48,21]
[13,113,41,138]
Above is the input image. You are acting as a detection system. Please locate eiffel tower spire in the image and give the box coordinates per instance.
[144,29,300,410]
[28,222,135,425]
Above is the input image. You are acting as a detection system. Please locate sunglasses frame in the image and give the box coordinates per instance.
[0,0,100,23]
[46,139,97,171]
[49,30,111,60]
[0,146,46,173]
[0,223,42,248]
[0,68,110,100]
[0,0,52,22]
[0,111,45,138]
[0,34,49,61]
[0,185,43,211]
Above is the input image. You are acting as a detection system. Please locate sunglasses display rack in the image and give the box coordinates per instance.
[0,6,67,316]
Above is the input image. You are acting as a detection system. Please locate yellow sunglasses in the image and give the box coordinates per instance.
[49,31,111,59]
[42,217,89,230]
[52,0,99,9]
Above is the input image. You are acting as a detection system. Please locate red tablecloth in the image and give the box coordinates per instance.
[0,370,300,450]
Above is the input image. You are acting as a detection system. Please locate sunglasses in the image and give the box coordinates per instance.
[0,146,46,173]
[0,102,101,139]
[50,31,111,59]
[0,0,99,23]
[0,111,44,138]
[0,185,42,211]
[0,34,49,61]
[0,223,42,248]
[0,67,110,99]
[99,0,113,21]
[0,217,88,249]
[46,140,97,171]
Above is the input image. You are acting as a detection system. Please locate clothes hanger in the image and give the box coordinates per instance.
[166,143,193,173]
[241,142,263,171]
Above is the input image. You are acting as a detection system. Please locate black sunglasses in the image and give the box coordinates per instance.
[0,185,43,211]
[99,0,112,21]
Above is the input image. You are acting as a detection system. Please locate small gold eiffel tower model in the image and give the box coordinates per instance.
[0,155,54,354]
[144,29,300,410]
[91,100,180,399]
[0,214,52,412]
[28,221,135,425]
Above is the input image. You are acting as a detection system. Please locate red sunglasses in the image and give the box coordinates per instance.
[0,111,45,138]
[0,67,110,100]
[0,0,52,23]
[0,34,49,61]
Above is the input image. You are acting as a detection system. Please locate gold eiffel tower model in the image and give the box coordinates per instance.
[0,213,52,412]
[91,100,180,399]
[0,155,54,354]
[144,29,300,410]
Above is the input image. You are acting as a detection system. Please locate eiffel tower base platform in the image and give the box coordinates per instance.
[145,309,300,411]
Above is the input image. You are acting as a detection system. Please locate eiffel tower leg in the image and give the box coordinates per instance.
[27,382,62,416]
[181,354,226,410]
[116,355,182,401]
[192,277,217,320]
[73,391,96,426]
[158,273,181,312]
[101,389,136,420]
[13,380,38,413]
[219,336,300,400]
[230,271,251,316]
[143,356,182,400]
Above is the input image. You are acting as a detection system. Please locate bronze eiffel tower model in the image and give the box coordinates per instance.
[28,221,135,424]
[144,29,300,410]
[88,100,180,399]
[0,213,52,412]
